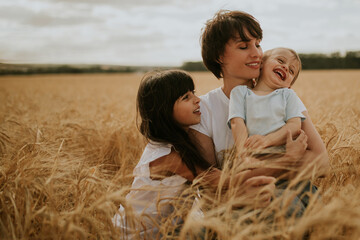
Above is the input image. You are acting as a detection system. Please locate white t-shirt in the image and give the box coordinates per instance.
[190,87,234,166]
[191,87,307,166]
[112,142,188,239]
[228,86,306,136]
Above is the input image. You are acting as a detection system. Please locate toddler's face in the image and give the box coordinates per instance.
[260,49,300,89]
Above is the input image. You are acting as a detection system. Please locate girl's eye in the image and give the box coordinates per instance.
[278,59,284,63]
[182,95,188,100]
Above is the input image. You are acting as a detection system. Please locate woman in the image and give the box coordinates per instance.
[190,10,330,207]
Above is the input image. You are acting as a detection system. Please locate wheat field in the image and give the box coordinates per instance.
[1,70,360,239]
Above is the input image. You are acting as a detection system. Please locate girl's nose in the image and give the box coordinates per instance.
[194,95,200,104]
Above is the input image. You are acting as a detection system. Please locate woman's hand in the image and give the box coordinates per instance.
[284,129,307,162]
[268,130,307,169]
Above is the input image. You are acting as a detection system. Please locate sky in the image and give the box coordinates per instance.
[1,0,360,66]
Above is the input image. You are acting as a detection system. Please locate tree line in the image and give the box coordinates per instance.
[1,51,359,75]
[181,51,360,71]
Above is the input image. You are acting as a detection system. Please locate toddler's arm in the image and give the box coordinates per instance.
[246,117,301,149]
[230,117,248,154]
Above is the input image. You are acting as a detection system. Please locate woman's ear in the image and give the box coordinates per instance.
[260,60,264,70]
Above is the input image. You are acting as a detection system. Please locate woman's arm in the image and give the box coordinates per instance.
[298,111,330,177]
[245,112,330,179]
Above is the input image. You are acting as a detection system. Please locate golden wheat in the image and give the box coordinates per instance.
[0,70,360,239]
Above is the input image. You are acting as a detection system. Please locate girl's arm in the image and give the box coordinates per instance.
[149,148,272,191]
[230,117,248,155]
[245,117,301,149]
[149,148,228,185]
[188,129,217,166]
[149,148,275,208]
[149,149,196,181]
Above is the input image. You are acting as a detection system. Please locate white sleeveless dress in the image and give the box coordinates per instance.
[112,141,189,239]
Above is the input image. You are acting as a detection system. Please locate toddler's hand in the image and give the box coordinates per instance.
[245,135,269,150]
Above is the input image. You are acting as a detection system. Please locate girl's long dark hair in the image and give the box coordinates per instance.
[136,70,211,177]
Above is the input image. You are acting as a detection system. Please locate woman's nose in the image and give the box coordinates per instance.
[250,45,263,58]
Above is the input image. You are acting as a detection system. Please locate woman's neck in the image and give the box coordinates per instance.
[222,77,253,98]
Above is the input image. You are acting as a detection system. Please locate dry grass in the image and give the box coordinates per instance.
[0,70,360,239]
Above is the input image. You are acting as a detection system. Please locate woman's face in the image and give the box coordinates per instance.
[219,30,263,83]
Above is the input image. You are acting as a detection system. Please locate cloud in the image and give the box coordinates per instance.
[0,4,102,27]
[1,0,359,65]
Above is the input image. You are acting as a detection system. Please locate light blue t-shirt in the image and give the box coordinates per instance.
[228,86,306,136]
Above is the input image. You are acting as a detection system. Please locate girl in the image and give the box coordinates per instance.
[113,70,275,239]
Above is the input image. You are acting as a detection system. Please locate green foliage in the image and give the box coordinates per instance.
[299,51,360,69]
[183,51,360,71]
[180,61,207,71]
[1,51,360,75]
[0,64,146,75]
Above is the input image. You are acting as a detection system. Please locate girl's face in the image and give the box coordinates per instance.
[173,90,201,130]
[219,30,263,83]
[259,48,300,89]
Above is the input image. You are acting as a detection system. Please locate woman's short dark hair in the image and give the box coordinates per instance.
[201,10,263,79]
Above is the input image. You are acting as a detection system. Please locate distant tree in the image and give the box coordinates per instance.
[181,61,207,71]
